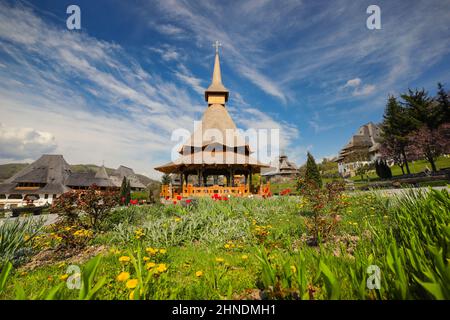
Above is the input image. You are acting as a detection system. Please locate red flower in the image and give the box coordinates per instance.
[222,196,228,201]
[173,200,177,205]
[186,199,191,204]
[177,195,182,201]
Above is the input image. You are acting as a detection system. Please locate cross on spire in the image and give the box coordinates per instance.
[213,40,222,54]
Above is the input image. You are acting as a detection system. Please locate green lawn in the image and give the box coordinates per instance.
[1,189,449,300]
[350,156,450,182]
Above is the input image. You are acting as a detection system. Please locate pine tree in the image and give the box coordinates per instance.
[125,179,131,205]
[304,152,322,188]
[119,176,127,204]
[436,83,450,124]
[381,95,413,174]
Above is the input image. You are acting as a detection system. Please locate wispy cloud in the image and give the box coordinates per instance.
[0,2,204,178]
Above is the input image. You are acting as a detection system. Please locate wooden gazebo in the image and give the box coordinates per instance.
[155,42,270,199]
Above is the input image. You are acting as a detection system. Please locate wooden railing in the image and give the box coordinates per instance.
[160,183,271,199]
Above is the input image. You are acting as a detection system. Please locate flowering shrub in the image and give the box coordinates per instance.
[297,179,347,245]
[51,185,119,231]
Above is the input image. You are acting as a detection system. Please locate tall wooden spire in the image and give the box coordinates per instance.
[205,41,229,104]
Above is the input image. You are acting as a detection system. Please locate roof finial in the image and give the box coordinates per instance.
[213,40,222,54]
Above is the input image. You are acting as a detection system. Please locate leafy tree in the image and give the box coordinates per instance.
[381,95,414,175]
[355,163,373,181]
[401,87,450,172]
[407,124,450,172]
[302,152,322,188]
[161,174,171,185]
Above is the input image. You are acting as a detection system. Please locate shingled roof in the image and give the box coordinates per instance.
[5,154,71,184]
[0,155,146,195]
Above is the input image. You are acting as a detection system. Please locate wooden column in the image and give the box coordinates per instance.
[249,169,253,193]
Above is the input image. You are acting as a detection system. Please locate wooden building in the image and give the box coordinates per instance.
[155,43,270,199]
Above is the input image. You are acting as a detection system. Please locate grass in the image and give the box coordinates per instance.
[350,156,450,182]
[0,189,448,300]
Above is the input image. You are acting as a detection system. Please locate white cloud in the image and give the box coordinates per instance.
[0,123,57,161]
[344,78,361,88]
[353,84,376,97]
[155,24,185,36]
[341,78,376,97]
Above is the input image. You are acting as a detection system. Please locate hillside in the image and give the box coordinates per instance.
[0,163,158,186]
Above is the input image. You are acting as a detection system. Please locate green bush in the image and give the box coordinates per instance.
[0,217,44,269]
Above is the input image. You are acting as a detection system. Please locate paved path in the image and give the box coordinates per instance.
[0,213,59,226]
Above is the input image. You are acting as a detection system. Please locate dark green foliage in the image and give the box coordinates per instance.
[375,159,392,179]
[161,174,171,185]
[303,152,322,188]
[381,95,413,174]
[119,177,131,205]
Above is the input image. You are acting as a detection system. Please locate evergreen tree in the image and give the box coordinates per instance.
[381,95,413,174]
[401,88,437,129]
[375,159,392,179]
[119,176,127,204]
[125,179,131,205]
[304,152,322,188]
[161,174,171,185]
[436,83,450,124]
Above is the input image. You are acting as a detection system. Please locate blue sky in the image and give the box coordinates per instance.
[0,0,449,178]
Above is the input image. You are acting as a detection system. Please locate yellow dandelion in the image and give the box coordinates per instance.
[195,270,203,277]
[174,217,182,222]
[224,244,231,249]
[156,263,168,273]
[119,256,131,263]
[146,247,157,255]
[145,262,156,270]
[290,265,297,273]
[215,257,225,263]
[143,256,150,261]
[241,255,248,260]
[129,290,135,300]
[159,249,167,254]
[126,279,138,289]
[59,274,69,281]
[116,271,130,282]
